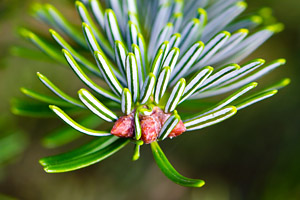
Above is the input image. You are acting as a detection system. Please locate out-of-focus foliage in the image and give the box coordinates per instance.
[0,115,28,194]
[0,129,27,168]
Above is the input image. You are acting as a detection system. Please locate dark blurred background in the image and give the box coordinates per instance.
[0,0,299,199]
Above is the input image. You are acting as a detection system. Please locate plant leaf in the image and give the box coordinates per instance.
[179,66,214,103]
[229,58,286,88]
[140,73,156,104]
[121,88,133,115]
[40,136,118,166]
[75,1,113,57]
[82,22,104,54]
[45,4,87,47]
[169,33,181,49]
[221,23,284,63]
[132,143,141,161]
[49,29,100,75]
[37,72,84,107]
[134,108,142,140]
[11,99,80,118]
[154,66,171,104]
[150,41,169,77]
[81,22,126,85]
[114,40,127,76]
[235,90,278,110]
[30,3,55,26]
[43,138,129,173]
[171,12,183,33]
[18,28,65,63]
[62,49,121,103]
[78,89,118,122]
[125,53,140,103]
[196,8,208,25]
[158,113,180,140]
[42,114,103,148]
[262,78,291,92]
[179,18,202,52]
[20,87,73,107]
[202,1,247,41]
[152,22,174,55]
[183,4,207,26]
[171,41,205,85]
[164,78,186,113]
[151,141,205,187]
[210,82,258,112]
[132,44,145,88]
[162,47,180,72]
[191,82,257,119]
[94,51,124,96]
[226,15,262,33]
[196,59,286,98]
[105,9,124,47]
[184,106,237,131]
[149,3,172,55]
[89,0,105,29]
[126,21,138,50]
[217,59,265,87]
[10,46,55,63]
[192,63,240,96]
[40,135,116,165]
[126,0,140,29]
[106,0,124,33]
[50,105,111,137]
[210,28,249,64]
[137,33,148,73]
[191,31,231,73]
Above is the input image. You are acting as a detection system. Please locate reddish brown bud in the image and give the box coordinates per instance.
[140,115,161,144]
[152,106,170,125]
[168,120,186,138]
[111,113,134,138]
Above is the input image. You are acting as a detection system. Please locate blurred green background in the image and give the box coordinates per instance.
[0,0,299,199]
